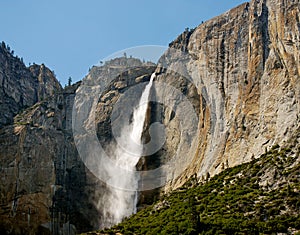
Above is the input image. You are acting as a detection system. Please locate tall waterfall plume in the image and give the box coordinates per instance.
[99,73,155,227]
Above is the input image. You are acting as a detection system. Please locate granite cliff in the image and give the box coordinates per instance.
[0,43,100,234]
[0,42,62,128]
[155,0,300,190]
[0,0,300,234]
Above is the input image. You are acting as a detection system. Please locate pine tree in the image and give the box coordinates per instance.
[68,77,72,86]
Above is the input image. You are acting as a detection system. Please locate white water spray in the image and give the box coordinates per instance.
[100,73,155,227]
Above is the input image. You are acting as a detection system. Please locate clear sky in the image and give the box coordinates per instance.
[1,0,246,85]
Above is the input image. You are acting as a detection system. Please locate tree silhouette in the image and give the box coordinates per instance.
[68,77,72,86]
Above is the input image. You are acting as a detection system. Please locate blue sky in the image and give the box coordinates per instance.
[1,0,246,85]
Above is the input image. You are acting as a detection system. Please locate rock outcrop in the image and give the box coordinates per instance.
[155,0,300,189]
[0,42,62,128]
[0,79,106,234]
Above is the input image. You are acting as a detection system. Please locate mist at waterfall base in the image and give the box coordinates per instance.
[97,73,155,228]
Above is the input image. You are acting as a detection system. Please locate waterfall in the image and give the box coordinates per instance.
[100,73,155,227]
[131,73,155,146]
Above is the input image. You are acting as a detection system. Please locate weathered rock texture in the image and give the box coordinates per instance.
[0,73,102,234]
[0,42,62,128]
[157,0,300,189]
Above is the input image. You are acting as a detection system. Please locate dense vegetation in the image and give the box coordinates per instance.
[84,130,300,235]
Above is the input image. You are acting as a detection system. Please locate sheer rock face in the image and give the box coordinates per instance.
[0,44,62,128]
[29,64,62,101]
[157,0,300,189]
[0,82,102,234]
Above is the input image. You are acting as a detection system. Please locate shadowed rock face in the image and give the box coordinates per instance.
[0,0,300,233]
[0,65,98,234]
[0,43,62,128]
